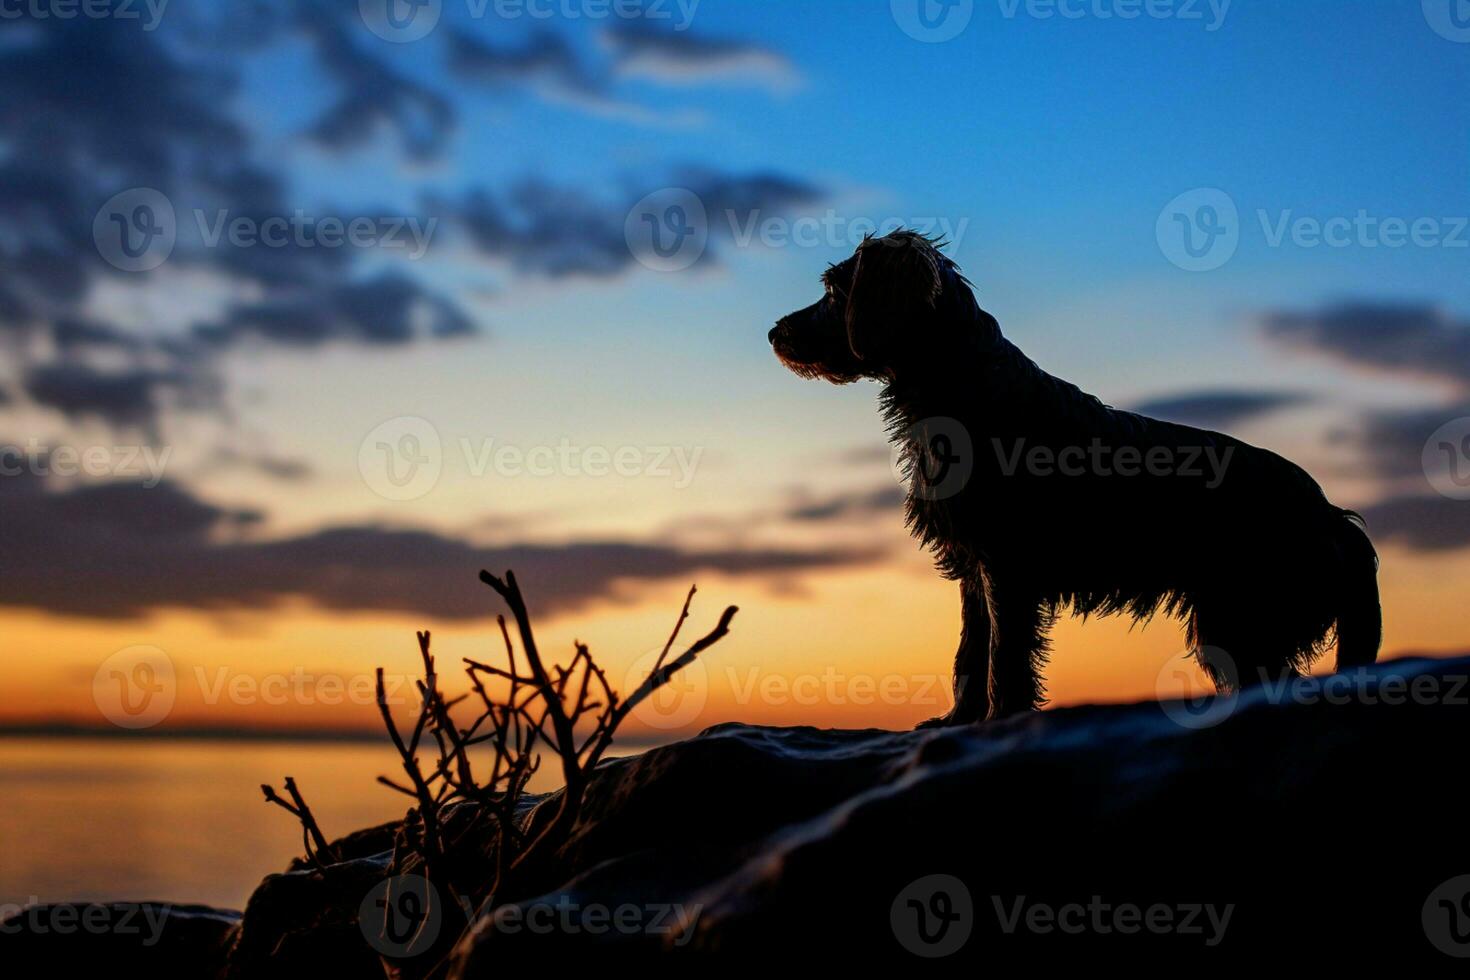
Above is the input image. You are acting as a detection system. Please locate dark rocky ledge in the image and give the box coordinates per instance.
[5,654,1467,974]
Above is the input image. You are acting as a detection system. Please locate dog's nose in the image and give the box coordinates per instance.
[768,326,780,345]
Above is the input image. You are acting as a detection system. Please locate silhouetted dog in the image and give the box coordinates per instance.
[769,230,1381,724]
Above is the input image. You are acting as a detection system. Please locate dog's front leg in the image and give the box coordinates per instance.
[986,579,1053,718]
[916,579,991,728]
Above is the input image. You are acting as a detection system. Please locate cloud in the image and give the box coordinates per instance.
[1262,303,1470,391]
[1129,390,1312,429]
[294,2,454,161]
[195,273,476,349]
[1331,403,1470,483]
[22,365,191,432]
[438,169,825,278]
[601,21,800,92]
[1359,494,1470,552]
[0,470,879,620]
[783,486,903,523]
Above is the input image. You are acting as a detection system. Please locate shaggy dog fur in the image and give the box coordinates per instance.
[769,230,1381,725]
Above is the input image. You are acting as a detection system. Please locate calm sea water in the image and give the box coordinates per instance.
[0,737,612,910]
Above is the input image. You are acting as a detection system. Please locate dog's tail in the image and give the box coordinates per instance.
[1333,510,1382,670]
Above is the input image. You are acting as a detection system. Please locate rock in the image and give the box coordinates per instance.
[447,655,1470,970]
[16,655,1467,974]
[0,902,239,976]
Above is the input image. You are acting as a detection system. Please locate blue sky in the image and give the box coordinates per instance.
[3,0,1470,729]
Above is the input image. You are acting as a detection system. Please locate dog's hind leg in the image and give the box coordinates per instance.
[918,579,991,728]
[1189,600,1302,693]
[986,580,1054,718]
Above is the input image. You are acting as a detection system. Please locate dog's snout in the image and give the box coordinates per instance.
[768,325,781,345]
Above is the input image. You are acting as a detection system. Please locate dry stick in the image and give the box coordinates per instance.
[585,603,738,770]
[261,776,336,867]
[376,663,444,866]
[479,570,582,794]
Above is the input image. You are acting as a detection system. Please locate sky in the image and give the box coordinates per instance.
[1,0,1469,739]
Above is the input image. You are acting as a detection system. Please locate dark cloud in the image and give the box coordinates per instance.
[294,2,453,161]
[0,472,878,620]
[1330,403,1470,483]
[601,20,798,89]
[1262,304,1470,391]
[196,274,475,349]
[1130,390,1312,429]
[1359,494,1470,552]
[439,170,825,278]
[22,365,188,431]
[0,13,473,438]
[447,28,598,94]
[784,486,903,523]
[207,448,315,483]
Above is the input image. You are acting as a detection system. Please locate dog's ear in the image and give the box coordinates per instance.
[845,232,944,364]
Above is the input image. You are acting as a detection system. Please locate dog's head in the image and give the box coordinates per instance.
[768,229,992,383]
